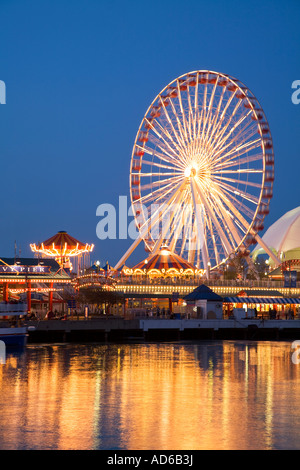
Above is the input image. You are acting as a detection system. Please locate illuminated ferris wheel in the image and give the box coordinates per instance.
[116,70,276,272]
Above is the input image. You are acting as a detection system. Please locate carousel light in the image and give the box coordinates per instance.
[30,231,94,267]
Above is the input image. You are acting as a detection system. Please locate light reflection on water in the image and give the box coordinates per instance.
[1,341,300,450]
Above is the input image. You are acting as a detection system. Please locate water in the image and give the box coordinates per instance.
[1,340,300,450]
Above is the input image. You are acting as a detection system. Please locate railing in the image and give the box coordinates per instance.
[115,278,300,289]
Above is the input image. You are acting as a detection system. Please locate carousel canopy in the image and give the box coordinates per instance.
[30,231,94,258]
[131,246,197,275]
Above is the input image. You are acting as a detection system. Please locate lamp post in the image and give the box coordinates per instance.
[222,258,227,281]
[207,262,211,280]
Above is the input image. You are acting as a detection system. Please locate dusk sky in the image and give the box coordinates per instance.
[0,0,299,267]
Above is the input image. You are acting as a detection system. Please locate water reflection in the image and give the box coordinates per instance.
[1,341,300,450]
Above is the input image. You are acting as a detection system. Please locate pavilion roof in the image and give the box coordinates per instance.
[184,284,223,301]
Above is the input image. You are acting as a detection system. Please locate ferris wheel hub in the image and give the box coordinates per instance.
[184,167,197,178]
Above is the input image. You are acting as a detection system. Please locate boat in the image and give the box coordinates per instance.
[0,302,29,348]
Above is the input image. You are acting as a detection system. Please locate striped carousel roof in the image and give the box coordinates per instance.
[132,246,197,273]
[224,297,300,304]
[30,231,94,257]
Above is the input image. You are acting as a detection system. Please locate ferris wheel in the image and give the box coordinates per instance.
[115,70,278,272]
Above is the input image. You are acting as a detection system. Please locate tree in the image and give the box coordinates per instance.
[226,250,260,280]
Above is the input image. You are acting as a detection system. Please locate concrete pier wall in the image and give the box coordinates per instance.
[26,318,300,343]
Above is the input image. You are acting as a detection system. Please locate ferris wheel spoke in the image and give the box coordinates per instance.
[193,75,200,137]
[169,200,189,252]
[137,171,182,178]
[212,174,263,189]
[188,223,197,264]
[116,179,187,269]
[214,152,263,170]
[150,188,186,254]
[216,188,253,237]
[213,178,259,205]
[202,77,224,141]
[210,117,256,162]
[195,81,208,146]
[154,115,186,156]
[148,130,180,159]
[220,108,254,142]
[138,144,179,167]
[214,168,263,174]
[206,215,222,266]
[207,99,245,153]
[214,148,263,174]
[148,126,186,167]
[211,188,250,242]
[190,178,210,272]
[139,175,184,192]
[138,175,185,203]
[187,216,197,264]
[167,97,190,149]
[213,138,262,167]
[187,82,198,141]
[158,128,189,169]
[142,142,184,169]
[193,178,234,257]
[143,179,187,228]
[180,207,193,257]
[223,120,259,156]
[226,196,255,222]
[185,86,193,138]
[176,82,191,142]
[210,115,256,163]
[208,86,237,143]
[209,102,250,148]
[204,86,227,149]
[140,159,182,172]
[214,181,256,226]
[208,187,247,247]
[202,185,239,253]
[200,81,218,149]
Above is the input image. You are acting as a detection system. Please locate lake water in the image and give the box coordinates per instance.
[1,340,300,450]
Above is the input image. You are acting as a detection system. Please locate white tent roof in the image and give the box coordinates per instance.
[253,206,300,257]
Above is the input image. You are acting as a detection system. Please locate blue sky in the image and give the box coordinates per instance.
[0,0,299,267]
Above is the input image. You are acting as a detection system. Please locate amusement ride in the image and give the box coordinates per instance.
[30,231,94,274]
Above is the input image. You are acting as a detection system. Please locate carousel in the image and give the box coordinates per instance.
[30,231,94,275]
[75,261,117,291]
[122,245,202,281]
